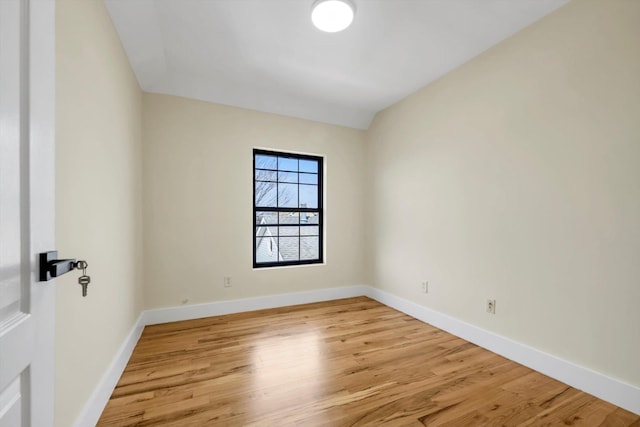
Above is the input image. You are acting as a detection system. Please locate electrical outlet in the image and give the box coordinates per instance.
[224,276,232,287]
[486,299,496,314]
[421,281,428,293]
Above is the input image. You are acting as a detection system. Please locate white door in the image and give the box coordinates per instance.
[0,0,55,425]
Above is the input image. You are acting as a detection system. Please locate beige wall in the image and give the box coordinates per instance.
[142,93,367,308]
[55,1,143,426]
[367,0,640,387]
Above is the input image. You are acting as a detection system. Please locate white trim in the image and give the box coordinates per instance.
[365,287,640,416]
[74,285,640,425]
[72,313,145,427]
[142,286,369,325]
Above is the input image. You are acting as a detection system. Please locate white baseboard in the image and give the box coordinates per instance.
[365,287,640,416]
[73,312,145,427]
[142,285,370,325]
[74,285,639,426]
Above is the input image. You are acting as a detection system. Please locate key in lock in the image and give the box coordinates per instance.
[75,260,90,297]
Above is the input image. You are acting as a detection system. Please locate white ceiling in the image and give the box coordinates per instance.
[104,0,568,129]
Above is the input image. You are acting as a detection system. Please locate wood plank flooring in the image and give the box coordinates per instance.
[97,297,639,426]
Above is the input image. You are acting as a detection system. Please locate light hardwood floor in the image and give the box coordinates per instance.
[98,297,639,426]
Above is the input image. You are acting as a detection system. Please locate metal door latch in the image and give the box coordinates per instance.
[39,251,91,297]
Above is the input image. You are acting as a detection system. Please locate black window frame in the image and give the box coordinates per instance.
[253,149,324,268]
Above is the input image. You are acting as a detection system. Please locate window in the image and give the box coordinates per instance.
[254,149,323,268]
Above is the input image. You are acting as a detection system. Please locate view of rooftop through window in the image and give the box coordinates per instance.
[253,149,323,267]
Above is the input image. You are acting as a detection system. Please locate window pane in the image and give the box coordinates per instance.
[256,182,277,207]
[255,226,278,237]
[300,226,319,236]
[300,212,320,224]
[299,184,318,208]
[278,183,298,208]
[256,155,277,170]
[300,236,320,260]
[280,226,299,236]
[256,211,278,225]
[278,237,299,261]
[256,235,279,263]
[299,159,318,173]
[300,212,312,224]
[299,173,317,185]
[278,171,298,183]
[278,157,298,172]
[255,168,277,182]
[278,212,299,225]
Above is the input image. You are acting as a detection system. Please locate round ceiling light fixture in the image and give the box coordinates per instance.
[311,0,355,33]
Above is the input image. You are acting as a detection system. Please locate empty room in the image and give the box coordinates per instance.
[1,0,638,426]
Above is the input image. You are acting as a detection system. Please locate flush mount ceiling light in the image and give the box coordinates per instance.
[311,0,355,33]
